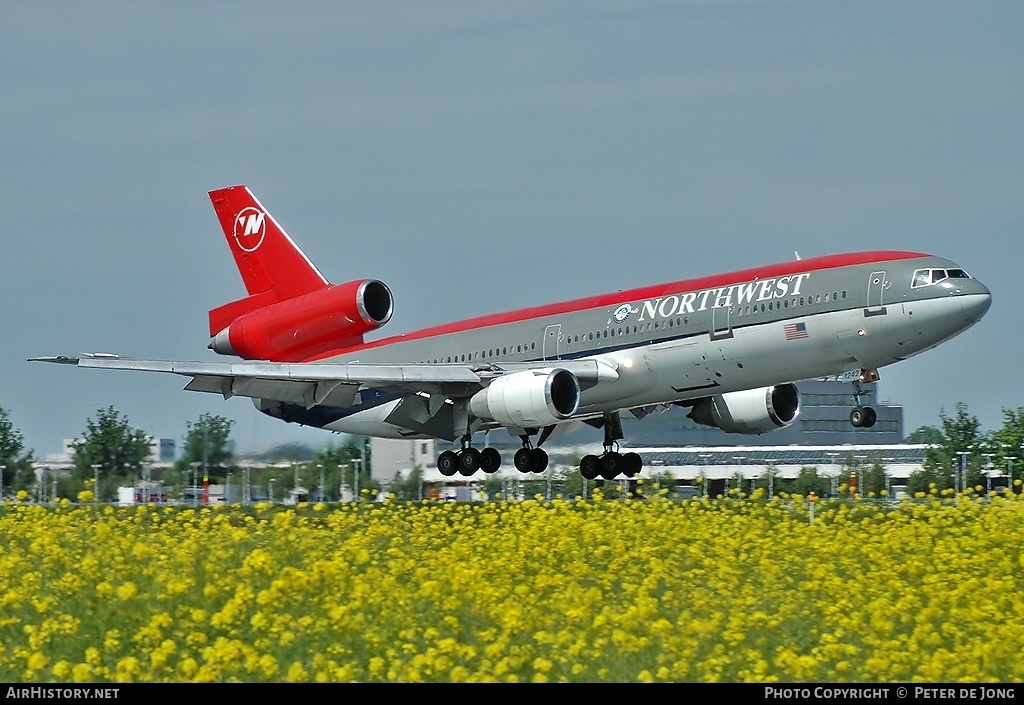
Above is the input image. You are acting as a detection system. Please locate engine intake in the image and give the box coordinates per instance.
[687,383,800,435]
[210,279,393,361]
[469,369,580,428]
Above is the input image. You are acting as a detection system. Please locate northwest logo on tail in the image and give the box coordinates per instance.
[232,207,266,252]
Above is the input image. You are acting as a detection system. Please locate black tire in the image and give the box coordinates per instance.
[514,448,534,473]
[622,452,642,478]
[862,407,877,428]
[480,447,501,473]
[438,450,459,477]
[850,407,865,428]
[531,448,548,473]
[459,447,481,476]
[601,451,622,479]
[580,454,601,480]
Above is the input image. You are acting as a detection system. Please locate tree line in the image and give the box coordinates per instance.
[0,405,371,502]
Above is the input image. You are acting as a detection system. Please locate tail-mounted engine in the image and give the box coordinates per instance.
[209,279,393,361]
[687,383,800,435]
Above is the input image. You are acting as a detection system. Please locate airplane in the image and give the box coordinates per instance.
[32,185,992,480]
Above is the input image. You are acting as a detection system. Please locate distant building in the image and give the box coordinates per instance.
[371,438,436,484]
[149,437,176,462]
[44,438,79,464]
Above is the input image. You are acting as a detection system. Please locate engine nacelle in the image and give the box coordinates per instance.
[687,383,800,435]
[210,279,393,361]
[469,369,580,428]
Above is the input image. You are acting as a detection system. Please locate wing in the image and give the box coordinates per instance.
[30,354,616,410]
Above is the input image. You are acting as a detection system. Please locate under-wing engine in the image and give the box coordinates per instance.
[469,368,581,427]
[209,279,393,361]
[687,383,800,434]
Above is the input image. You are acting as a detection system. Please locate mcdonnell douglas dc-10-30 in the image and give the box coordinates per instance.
[33,186,992,479]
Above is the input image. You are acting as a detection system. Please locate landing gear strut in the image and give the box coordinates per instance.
[849,369,878,429]
[579,412,643,480]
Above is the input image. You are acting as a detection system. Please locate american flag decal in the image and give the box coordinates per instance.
[784,322,808,340]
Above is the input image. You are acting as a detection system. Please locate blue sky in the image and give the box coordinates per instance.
[3,1,1021,458]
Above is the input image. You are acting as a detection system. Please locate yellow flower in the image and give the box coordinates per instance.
[179,657,198,678]
[285,661,309,682]
[52,660,72,679]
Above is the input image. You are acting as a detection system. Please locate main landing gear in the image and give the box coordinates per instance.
[849,369,879,429]
[513,440,549,474]
[437,431,547,477]
[436,439,547,476]
[437,435,502,477]
[435,412,645,479]
[579,412,643,480]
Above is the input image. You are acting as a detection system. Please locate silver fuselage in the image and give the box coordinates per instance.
[285,252,990,439]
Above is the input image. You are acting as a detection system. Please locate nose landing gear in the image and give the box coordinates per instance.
[849,369,879,429]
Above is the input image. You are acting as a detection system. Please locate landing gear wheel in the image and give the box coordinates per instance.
[601,451,622,480]
[850,406,877,428]
[514,447,534,473]
[480,447,501,473]
[438,450,459,477]
[459,447,481,475]
[580,454,601,480]
[531,448,548,473]
[622,452,643,478]
[850,407,865,427]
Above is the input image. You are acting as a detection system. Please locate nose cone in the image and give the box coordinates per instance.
[959,281,992,324]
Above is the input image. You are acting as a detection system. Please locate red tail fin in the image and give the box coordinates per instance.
[207,185,329,335]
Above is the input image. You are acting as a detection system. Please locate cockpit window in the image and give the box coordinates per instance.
[912,267,971,288]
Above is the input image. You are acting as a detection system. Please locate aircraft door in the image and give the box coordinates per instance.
[710,306,733,340]
[543,324,562,360]
[865,271,888,317]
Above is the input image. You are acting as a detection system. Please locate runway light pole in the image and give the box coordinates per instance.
[733,456,745,498]
[827,452,839,497]
[983,453,996,495]
[955,450,970,495]
[353,459,361,502]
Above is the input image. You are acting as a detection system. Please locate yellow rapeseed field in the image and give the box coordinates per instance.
[1,489,1022,683]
